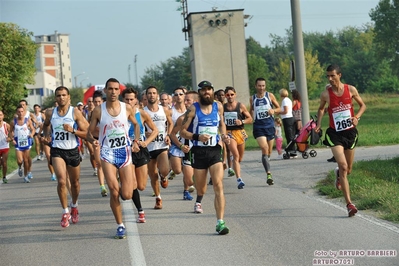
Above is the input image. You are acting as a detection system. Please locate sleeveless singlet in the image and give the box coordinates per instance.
[50,106,79,150]
[144,106,168,151]
[192,102,220,147]
[327,84,355,131]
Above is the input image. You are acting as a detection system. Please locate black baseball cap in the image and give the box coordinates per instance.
[197,80,214,91]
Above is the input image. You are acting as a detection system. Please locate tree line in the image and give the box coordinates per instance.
[1,0,398,118]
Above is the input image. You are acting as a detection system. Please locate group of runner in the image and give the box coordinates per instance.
[0,64,366,237]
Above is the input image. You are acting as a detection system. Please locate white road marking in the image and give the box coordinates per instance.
[122,200,147,266]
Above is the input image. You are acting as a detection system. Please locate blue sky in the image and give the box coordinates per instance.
[0,0,380,87]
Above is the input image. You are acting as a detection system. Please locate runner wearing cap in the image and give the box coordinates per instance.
[180,80,230,235]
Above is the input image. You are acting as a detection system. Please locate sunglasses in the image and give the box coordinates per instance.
[174,93,184,96]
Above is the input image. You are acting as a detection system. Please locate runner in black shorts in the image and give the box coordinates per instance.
[316,64,366,217]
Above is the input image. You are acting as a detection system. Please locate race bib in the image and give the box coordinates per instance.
[224,112,238,126]
[256,105,269,120]
[333,109,353,132]
[17,132,29,148]
[197,126,217,147]
[153,130,165,143]
[106,129,127,149]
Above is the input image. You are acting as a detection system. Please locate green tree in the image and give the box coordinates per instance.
[0,23,37,120]
[370,0,399,76]
[247,54,269,95]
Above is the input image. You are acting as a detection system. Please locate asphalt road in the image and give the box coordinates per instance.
[1,145,398,266]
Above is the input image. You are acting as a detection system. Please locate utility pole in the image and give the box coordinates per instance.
[290,0,309,125]
[128,64,131,83]
[134,55,138,86]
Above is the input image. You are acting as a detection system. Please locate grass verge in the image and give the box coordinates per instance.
[316,157,399,223]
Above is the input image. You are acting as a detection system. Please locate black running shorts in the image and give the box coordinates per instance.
[323,127,358,150]
[50,147,81,167]
[149,148,168,160]
[132,146,150,167]
[189,144,223,169]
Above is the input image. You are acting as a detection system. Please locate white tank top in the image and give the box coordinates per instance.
[0,122,10,149]
[13,117,31,149]
[35,113,44,133]
[98,102,131,150]
[144,106,168,151]
[50,106,79,150]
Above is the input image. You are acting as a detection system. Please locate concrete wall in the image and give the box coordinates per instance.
[187,9,249,105]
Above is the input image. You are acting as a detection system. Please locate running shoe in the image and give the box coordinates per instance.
[70,207,79,224]
[24,176,30,183]
[327,156,336,162]
[61,213,71,228]
[93,168,98,176]
[208,177,213,185]
[152,191,155,197]
[137,211,146,223]
[160,175,168,189]
[334,167,341,190]
[237,178,245,189]
[168,170,175,180]
[27,172,33,179]
[18,167,23,177]
[154,198,162,209]
[115,226,126,239]
[194,202,203,214]
[188,185,195,193]
[266,173,274,185]
[227,168,235,177]
[51,174,56,181]
[216,220,229,235]
[347,203,358,217]
[101,186,108,197]
[183,191,193,201]
[2,177,8,184]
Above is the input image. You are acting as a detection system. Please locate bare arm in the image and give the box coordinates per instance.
[41,109,53,146]
[269,92,281,115]
[63,107,89,140]
[86,106,101,145]
[350,85,366,126]
[164,107,173,145]
[169,115,183,147]
[316,90,328,132]
[240,103,253,125]
[179,105,196,140]
[27,120,35,138]
[217,102,230,144]
[249,96,254,119]
[127,104,140,152]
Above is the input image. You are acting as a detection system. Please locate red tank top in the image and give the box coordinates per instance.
[327,84,354,131]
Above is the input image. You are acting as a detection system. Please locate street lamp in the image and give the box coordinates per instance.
[80,77,89,88]
[74,72,85,87]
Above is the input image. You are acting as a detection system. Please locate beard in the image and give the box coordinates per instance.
[199,93,214,106]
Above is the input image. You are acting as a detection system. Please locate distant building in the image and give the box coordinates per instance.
[25,31,72,106]
[25,71,57,106]
[34,31,72,88]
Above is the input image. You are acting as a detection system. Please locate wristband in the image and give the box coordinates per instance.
[241,120,245,125]
[193,133,199,141]
[179,143,184,149]
[355,116,360,121]
[72,128,76,134]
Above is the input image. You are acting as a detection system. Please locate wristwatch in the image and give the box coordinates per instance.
[355,116,361,121]
[72,128,76,134]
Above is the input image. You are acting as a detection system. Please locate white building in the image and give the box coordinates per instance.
[25,71,57,106]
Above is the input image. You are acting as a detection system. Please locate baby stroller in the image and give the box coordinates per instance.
[283,116,322,159]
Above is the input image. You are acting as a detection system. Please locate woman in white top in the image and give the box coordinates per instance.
[279,88,296,155]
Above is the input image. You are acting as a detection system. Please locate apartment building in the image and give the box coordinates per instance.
[26,31,72,106]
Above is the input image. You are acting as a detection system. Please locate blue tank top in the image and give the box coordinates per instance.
[192,102,220,147]
[128,108,145,141]
[252,93,274,129]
